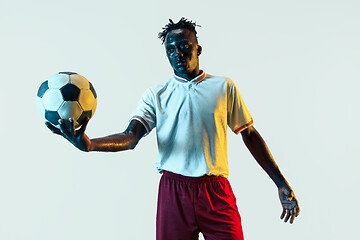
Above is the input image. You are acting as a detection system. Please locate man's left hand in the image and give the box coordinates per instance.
[278,186,300,224]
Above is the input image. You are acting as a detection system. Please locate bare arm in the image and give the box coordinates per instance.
[46,118,147,152]
[89,120,147,152]
[241,125,300,223]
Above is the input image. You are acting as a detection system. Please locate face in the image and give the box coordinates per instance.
[164,28,202,80]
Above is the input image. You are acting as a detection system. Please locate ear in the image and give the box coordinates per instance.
[197,45,202,56]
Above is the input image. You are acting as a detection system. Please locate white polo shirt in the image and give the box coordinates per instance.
[130,70,253,178]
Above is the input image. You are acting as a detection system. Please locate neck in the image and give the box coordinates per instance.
[175,68,200,81]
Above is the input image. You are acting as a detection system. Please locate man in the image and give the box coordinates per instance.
[47,18,299,240]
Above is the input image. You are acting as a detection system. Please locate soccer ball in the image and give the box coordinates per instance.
[36,72,97,129]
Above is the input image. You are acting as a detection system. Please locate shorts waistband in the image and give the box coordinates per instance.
[162,170,226,183]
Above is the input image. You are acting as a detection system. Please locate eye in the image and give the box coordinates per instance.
[167,47,175,54]
[181,43,189,49]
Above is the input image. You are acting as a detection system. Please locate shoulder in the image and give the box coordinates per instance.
[204,74,234,83]
[203,74,236,89]
[149,78,173,93]
[141,78,172,98]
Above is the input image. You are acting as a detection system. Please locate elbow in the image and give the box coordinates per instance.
[128,144,137,150]
[127,139,139,150]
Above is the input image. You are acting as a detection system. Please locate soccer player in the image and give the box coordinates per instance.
[47,18,300,240]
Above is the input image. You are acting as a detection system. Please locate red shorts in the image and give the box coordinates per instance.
[156,171,244,240]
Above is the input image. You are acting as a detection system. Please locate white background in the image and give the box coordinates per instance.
[1,0,359,239]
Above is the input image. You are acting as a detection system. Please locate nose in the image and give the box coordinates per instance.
[174,47,183,57]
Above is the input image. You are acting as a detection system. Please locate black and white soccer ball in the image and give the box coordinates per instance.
[36,72,97,129]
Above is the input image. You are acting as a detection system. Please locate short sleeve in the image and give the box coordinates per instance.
[130,88,156,135]
[227,79,253,134]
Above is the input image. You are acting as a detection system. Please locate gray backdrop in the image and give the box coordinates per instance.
[1,0,359,239]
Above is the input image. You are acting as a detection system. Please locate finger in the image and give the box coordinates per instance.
[78,117,89,135]
[280,209,286,219]
[58,119,70,136]
[290,209,296,224]
[69,118,75,135]
[284,208,291,222]
[45,122,62,135]
[296,206,300,217]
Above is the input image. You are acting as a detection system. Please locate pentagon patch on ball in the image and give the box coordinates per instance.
[36,72,97,129]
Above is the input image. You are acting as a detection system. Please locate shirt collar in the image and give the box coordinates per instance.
[173,70,206,83]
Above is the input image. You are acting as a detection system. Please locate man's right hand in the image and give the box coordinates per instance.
[45,117,92,152]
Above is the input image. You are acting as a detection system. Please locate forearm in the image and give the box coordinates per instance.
[89,132,140,152]
[242,127,290,189]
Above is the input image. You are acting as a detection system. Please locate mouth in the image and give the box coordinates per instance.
[175,60,186,66]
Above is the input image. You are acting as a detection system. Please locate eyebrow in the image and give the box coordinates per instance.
[166,39,191,46]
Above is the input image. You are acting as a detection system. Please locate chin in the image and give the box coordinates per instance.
[174,67,188,73]
[176,69,192,76]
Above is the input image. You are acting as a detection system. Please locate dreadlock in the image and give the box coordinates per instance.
[158,17,200,44]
